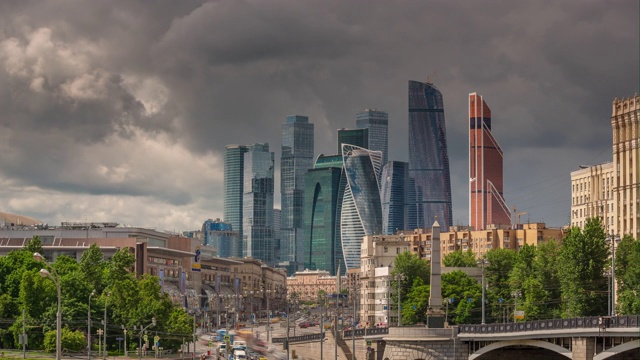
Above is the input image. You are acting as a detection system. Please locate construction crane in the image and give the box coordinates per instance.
[512,207,528,228]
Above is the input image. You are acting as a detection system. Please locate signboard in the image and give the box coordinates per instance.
[514,310,525,320]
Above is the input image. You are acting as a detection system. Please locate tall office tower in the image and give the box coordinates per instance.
[224,144,248,257]
[408,80,453,230]
[273,208,281,262]
[356,109,389,167]
[340,144,383,270]
[337,128,369,152]
[303,154,344,275]
[202,219,239,258]
[243,143,275,263]
[611,95,639,238]
[381,161,409,234]
[469,93,511,230]
[280,115,314,272]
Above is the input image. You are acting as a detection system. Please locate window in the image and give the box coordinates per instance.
[384,246,388,253]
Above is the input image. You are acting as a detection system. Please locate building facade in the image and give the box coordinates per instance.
[243,143,275,264]
[570,163,614,230]
[356,109,389,168]
[202,218,238,258]
[381,161,409,235]
[469,93,511,230]
[280,115,314,272]
[408,80,453,230]
[286,269,347,302]
[224,144,248,257]
[611,95,639,238]
[303,154,344,275]
[340,144,383,270]
[337,128,368,152]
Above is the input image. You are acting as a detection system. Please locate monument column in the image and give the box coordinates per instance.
[427,221,445,328]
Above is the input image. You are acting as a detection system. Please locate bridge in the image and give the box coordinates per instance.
[276,315,639,359]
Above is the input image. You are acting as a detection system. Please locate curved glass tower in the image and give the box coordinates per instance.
[340,144,383,269]
[408,80,452,230]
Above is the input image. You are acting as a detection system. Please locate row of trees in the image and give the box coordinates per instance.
[390,218,640,325]
[0,237,193,352]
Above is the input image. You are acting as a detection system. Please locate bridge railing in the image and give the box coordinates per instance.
[272,332,324,344]
[458,315,639,334]
[343,327,389,338]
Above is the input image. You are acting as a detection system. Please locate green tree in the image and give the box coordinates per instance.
[615,235,640,314]
[400,277,429,325]
[164,308,194,350]
[484,249,515,322]
[532,240,562,319]
[443,250,477,267]
[24,236,44,255]
[558,218,609,317]
[0,294,18,348]
[391,251,430,316]
[44,328,86,352]
[105,248,136,284]
[442,270,482,324]
[79,244,105,292]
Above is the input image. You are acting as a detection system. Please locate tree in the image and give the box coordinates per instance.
[44,328,86,352]
[443,250,477,267]
[615,235,640,314]
[484,249,515,322]
[24,236,44,255]
[558,218,609,317]
[391,251,430,316]
[532,240,562,319]
[79,244,105,292]
[442,270,482,324]
[400,277,429,325]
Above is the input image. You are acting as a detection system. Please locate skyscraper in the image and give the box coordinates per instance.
[243,143,275,263]
[202,218,238,258]
[280,115,314,272]
[224,144,248,257]
[408,80,453,230]
[337,128,368,152]
[381,161,409,234]
[340,144,383,270]
[303,154,344,275]
[469,93,510,230]
[356,109,389,166]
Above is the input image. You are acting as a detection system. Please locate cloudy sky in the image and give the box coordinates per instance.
[0,0,637,232]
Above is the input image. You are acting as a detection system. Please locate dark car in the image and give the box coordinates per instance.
[298,322,311,328]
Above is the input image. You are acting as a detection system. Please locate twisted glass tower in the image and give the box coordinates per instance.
[408,80,452,230]
[340,144,382,269]
[224,144,248,257]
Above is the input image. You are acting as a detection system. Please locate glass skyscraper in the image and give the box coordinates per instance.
[303,154,344,276]
[202,219,238,258]
[408,80,453,230]
[356,109,389,167]
[243,143,275,264]
[337,128,368,153]
[380,161,409,235]
[280,115,314,272]
[224,144,248,257]
[340,144,382,270]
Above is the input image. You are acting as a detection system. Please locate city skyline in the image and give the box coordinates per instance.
[0,1,637,232]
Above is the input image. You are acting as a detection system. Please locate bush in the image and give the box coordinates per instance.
[44,328,86,352]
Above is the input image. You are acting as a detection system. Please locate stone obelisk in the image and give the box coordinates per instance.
[427,220,445,328]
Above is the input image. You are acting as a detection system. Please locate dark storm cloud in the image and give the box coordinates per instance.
[0,0,636,229]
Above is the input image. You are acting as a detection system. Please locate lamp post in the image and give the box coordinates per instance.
[445,298,454,325]
[103,292,111,360]
[34,252,62,360]
[607,232,620,316]
[395,273,405,326]
[133,317,156,360]
[477,258,490,324]
[121,325,128,357]
[88,290,95,360]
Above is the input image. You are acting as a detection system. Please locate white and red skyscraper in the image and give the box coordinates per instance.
[469,93,511,230]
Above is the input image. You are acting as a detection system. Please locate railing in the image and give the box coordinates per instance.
[272,332,324,344]
[343,327,389,338]
[458,315,640,334]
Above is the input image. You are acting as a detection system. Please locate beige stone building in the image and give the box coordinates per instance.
[570,162,614,230]
[286,269,347,302]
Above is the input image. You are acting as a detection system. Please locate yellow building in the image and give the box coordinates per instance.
[570,162,614,230]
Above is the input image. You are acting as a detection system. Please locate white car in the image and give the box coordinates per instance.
[233,350,247,360]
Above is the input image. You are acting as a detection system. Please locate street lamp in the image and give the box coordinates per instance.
[103,292,111,360]
[477,258,490,324]
[34,252,61,360]
[88,290,96,360]
[133,317,156,360]
[394,273,405,326]
[606,232,620,316]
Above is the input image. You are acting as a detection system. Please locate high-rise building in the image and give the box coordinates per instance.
[356,109,389,166]
[570,163,614,230]
[611,95,639,238]
[202,218,238,258]
[303,154,344,276]
[340,144,383,270]
[408,80,453,230]
[273,208,281,262]
[337,128,368,152]
[224,144,248,257]
[381,161,409,234]
[469,93,511,230]
[280,115,314,271]
[243,143,275,264]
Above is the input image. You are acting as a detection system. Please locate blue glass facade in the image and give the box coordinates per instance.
[243,143,275,264]
[223,144,248,257]
[202,219,238,258]
[408,81,453,230]
[280,115,314,271]
[356,109,389,168]
[340,144,382,270]
[381,161,409,234]
[303,155,344,276]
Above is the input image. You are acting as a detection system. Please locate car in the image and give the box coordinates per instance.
[298,321,311,328]
[233,350,247,360]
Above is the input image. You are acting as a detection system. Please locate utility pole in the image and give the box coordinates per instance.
[320,295,324,360]
[286,294,290,360]
[103,293,110,360]
[352,286,356,360]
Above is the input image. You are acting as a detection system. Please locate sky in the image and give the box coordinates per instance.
[0,0,637,232]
